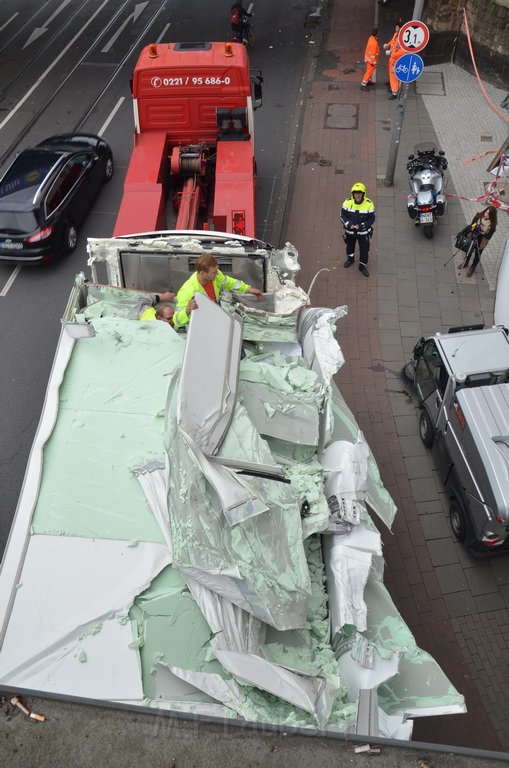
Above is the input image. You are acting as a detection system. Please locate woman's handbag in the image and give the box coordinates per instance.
[454,226,473,253]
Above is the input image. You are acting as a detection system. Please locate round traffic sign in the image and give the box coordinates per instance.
[394,53,424,83]
[398,20,430,54]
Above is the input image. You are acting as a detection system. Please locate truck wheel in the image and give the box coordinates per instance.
[419,409,434,448]
[424,224,434,239]
[449,499,467,542]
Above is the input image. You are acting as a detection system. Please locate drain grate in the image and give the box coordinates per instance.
[415,71,446,96]
[325,103,358,130]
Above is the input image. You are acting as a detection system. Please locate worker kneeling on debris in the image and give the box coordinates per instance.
[173,253,263,329]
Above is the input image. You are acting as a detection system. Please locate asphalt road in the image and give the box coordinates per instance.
[0,0,311,557]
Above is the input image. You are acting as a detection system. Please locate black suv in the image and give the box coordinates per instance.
[0,134,113,264]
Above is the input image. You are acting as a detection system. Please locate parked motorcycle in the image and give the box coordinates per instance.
[406,143,448,239]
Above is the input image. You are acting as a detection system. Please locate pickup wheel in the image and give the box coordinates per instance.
[419,408,434,448]
[450,498,467,542]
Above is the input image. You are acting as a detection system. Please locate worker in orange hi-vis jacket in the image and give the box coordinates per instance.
[388,41,405,99]
[360,28,380,90]
[383,20,402,85]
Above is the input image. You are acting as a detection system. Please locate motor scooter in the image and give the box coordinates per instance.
[406,143,448,239]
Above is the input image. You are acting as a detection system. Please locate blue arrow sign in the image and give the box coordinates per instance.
[394,53,424,83]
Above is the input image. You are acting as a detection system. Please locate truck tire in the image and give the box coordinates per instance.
[419,408,434,448]
[449,498,467,542]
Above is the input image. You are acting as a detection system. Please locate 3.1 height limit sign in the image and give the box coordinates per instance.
[398,20,430,54]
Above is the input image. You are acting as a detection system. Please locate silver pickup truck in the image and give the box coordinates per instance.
[406,325,509,553]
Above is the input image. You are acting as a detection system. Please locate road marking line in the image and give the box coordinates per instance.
[0,12,19,32]
[98,97,125,136]
[0,265,22,296]
[0,0,111,132]
[157,23,170,43]
[101,2,147,54]
[23,0,72,48]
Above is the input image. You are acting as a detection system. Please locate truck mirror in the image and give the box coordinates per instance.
[251,71,263,110]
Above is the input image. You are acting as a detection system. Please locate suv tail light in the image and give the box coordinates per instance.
[27,227,53,243]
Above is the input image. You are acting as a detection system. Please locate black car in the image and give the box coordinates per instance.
[0,134,113,264]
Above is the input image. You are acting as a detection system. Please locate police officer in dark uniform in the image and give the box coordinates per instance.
[340,182,376,277]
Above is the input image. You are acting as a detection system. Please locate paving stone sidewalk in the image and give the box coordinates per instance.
[285,0,509,753]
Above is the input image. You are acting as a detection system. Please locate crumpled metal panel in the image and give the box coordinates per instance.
[0,256,466,734]
[179,293,243,455]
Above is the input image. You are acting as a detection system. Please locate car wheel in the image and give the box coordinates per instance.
[104,155,114,182]
[64,222,78,253]
[449,498,467,542]
[419,408,434,448]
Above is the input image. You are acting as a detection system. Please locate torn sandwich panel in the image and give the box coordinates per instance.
[337,632,400,702]
[239,380,321,445]
[184,574,264,653]
[179,429,263,522]
[31,409,166,543]
[133,461,173,555]
[362,572,466,717]
[214,649,340,729]
[60,317,183,417]
[165,387,312,630]
[298,306,348,383]
[0,536,171,699]
[239,311,300,343]
[283,463,330,538]
[329,383,397,529]
[129,565,225,702]
[321,438,370,496]
[178,294,243,455]
[323,534,372,634]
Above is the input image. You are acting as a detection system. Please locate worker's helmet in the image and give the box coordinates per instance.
[351,182,366,195]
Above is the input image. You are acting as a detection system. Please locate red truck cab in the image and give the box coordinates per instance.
[114,42,262,238]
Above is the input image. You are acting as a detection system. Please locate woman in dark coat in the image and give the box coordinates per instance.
[463,205,498,278]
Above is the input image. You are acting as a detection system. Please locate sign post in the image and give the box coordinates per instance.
[384,16,430,187]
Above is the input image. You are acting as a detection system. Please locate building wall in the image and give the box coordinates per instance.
[423,0,509,87]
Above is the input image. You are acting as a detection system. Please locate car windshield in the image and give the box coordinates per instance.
[0,150,62,203]
[0,209,39,233]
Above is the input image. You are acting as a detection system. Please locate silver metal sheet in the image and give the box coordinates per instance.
[179,293,243,455]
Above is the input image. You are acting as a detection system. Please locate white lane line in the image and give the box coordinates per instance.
[157,23,170,43]
[0,0,111,132]
[0,265,22,297]
[98,97,125,136]
[0,12,19,32]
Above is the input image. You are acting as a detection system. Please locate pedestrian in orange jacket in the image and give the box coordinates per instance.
[361,29,380,90]
[383,21,401,85]
[388,41,405,98]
